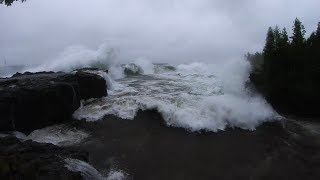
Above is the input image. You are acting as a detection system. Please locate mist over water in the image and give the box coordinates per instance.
[32,43,276,132]
[8,37,276,132]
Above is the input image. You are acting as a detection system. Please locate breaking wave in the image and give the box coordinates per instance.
[73,61,279,132]
[24,43,279,132]
[123,63,144,76]
[24,43,124,80]
[122,58,154,76]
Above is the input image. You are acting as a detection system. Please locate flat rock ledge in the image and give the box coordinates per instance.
[0,136,88,180]
[0,70,107,134]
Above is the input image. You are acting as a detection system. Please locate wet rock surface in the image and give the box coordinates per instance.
[73,110,320,180]
[0,71,107,134]
[0,136,88,180]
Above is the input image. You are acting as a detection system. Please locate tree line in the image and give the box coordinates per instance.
[247,18,320,116]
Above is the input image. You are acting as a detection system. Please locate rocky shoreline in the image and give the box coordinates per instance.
[0,69,320,179]
[0,136,88,179]
[0,70,108,179]
[0,70,107,133]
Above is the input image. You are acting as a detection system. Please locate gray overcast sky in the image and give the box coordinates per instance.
[0,0,319,65]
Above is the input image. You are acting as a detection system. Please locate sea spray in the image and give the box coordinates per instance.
[25,43,124,80]
[25,44,278,132]
[73,61,278,132]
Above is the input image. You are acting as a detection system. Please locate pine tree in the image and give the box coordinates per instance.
[247,19,320,116]
[316,22,320,37]
[307,32,316,47]
[280,28,290,48]
[273,26,282,53]
[311,22,320,78]
[278,27,290,72]
[291,18,306,49]
[262,27,276,94]
[263,27,275,58]
[315,22,320,47]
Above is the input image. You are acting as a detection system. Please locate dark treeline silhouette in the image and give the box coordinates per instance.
[0,0,25,6]
[247,18,320,116]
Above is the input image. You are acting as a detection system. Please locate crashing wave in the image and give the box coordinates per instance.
[73,61,279,132]
[154,64,176,74]
[123,63,144,76]
[24,42,278,132]
[24,43,124,80]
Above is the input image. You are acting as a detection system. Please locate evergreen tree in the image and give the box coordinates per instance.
[307,32,316,47]
[315,22,320,48]
[290,18,306,89]
[263,27,275,58]
[279,28,290,49]
[273,26,282,52]
[262,27,276,94]
[291,18,306,48]
[316,22,320,36]
[247,19,320,116]
[278,27,290,85]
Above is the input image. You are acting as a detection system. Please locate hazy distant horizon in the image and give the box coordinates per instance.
[1,0,319,65]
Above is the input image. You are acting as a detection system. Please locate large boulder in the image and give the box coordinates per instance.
[0,71,107,134]
[0,136,88,179]
[57,71,108,100]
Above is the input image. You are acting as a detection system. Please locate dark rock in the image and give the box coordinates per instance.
[0,71,107,134]
[0,136,88,180]
[75,67,99,72]
[12,71,56,78]
[75,110,320,180]
[58,71,108,100]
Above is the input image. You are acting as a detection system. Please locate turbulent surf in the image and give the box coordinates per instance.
[72,61,278,132]
[10,44,277,132]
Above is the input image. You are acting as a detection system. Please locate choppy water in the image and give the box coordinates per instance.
[7,43,277,132]
[1,45,279,132]
[73,61,278,132]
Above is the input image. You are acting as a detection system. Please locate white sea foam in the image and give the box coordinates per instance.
[132,58,155,75]
[27,125,89,146]
[24,43,278,132]
[11,125,89,146]
[65,158,126,180]
[74,60,279,132]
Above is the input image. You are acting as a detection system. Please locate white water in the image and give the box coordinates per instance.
[26,44,278,132]
[25,43,124,80]
[73,61,278,132]
[9,125,89,146]
[65,158,126,180]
